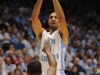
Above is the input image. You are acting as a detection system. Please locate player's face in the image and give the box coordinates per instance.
[48,12,58,30]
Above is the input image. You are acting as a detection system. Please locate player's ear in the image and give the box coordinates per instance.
[48,16,51,26]
[27,70,30,74]
[48,20,50,26]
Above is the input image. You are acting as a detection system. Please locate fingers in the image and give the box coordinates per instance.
[42,48,45,52]
[42,39,51,53]
[42,47,46,53]
[45,39,50,45]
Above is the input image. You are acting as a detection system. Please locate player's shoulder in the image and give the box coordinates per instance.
[42,28,48,33]
[41,29,47,37]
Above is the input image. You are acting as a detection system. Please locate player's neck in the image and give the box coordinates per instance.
[49,29,57,34]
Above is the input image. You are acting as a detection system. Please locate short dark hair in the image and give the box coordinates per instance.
[14,69,22,75]
[27,60,42,74]
[16,63,21,67]
[8,71,13,75]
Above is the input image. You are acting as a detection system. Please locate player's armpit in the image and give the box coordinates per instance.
[58,20,69,46]
[61,35,69,46]
[46,67,56,75]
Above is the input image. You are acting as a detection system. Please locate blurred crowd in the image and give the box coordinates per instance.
[0,0,100,75]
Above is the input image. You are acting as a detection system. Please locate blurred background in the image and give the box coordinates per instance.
[0,0,100,75]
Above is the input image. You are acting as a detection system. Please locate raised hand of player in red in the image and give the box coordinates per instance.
[42,40,51,53]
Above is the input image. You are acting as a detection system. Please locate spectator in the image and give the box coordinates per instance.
[95,48,100,59]
[8,71,14,75]
[97,57,100,64]
[88,44,96,56]
[85,59,93,75]
[23,72,27,75]
[88,30,97,43]
[8,72,14,75]
[16,63,22,72]
[90,55,97,66]
[10,29,19,44]
[5,50,16,64]
[97,64,100,73]
[28,41,39,58]
[21,56,31,72]
[0,19,7,30]
[68,66,79,75]
[0,58,7,75]
[20,32,31,50]
[65,55,77,74]
[74,58,86,73]
[0,57,5,70]
[5,44,15,56]
[24,19,33,37]
[0,28,11,51]
[0,48,5,58]
[5,57,16,74]
[7,26,12,34]
[14,13,26,26]
[14,36,25,50]
[73,41,84,53]
[65,44,75,64]
[81,35,91,49]
[98,40,100,47]
[80,55,88,69]
[0,65,7,75]
[76,50,83,59]
[22,48,29,58]
[8,44,15,51]
[14,50,24,64]
[14,69,22,75]
[91,66,100,75]
[33,55,39,61]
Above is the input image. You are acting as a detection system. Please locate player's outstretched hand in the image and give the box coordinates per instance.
[42,40,51,53]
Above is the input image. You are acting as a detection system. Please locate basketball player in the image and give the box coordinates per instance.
[32,0,69,75]
[27,40,57,75]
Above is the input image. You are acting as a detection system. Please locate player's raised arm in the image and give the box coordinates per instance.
[52,0,69,46]
[32,0,44,43]
[42,40,57,75]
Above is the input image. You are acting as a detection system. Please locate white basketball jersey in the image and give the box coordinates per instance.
[40,30,63,75]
